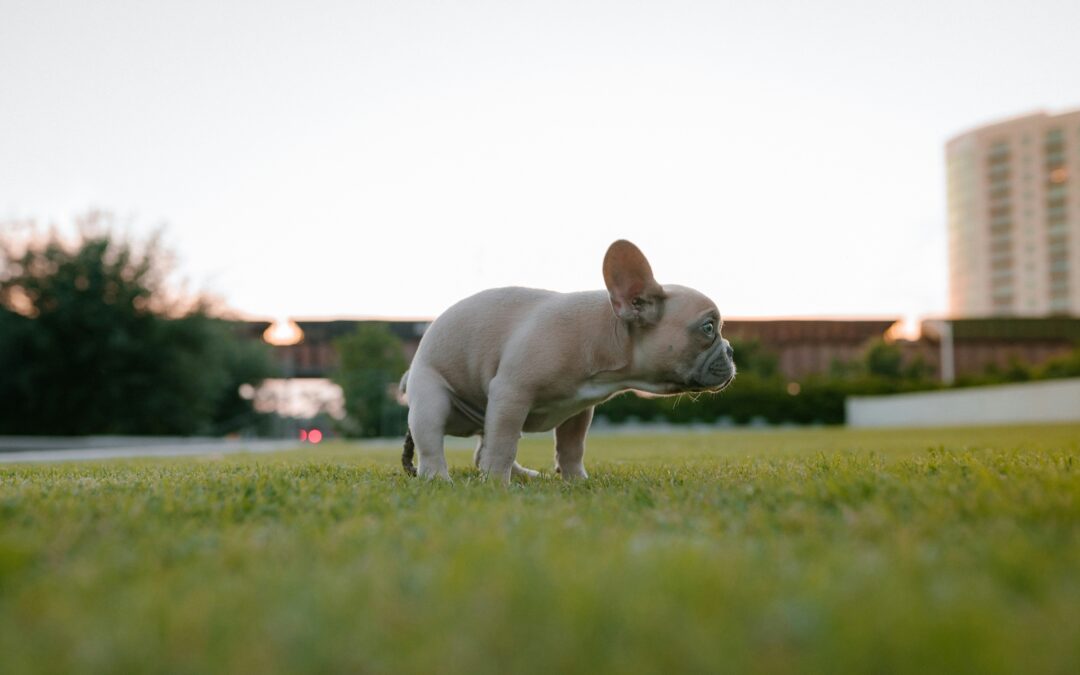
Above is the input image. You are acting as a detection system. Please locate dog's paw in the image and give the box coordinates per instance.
[511,462,542,480]
[557,463,588,481]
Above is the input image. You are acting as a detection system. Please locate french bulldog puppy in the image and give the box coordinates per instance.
[399,240,735,484]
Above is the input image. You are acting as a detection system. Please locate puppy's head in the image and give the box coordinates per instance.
[603,240,736,395]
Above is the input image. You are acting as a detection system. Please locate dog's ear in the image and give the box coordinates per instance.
[603,240,666,326]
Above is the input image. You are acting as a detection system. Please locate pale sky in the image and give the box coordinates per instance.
[2,0,1078,326]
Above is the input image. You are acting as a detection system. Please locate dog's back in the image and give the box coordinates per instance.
[408,287,556,396]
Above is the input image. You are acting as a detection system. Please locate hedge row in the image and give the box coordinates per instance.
[593,375,939,426]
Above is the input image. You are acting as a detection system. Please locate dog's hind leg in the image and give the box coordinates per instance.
[554,406,593,481]
[475,435,539,479]
[405,368,452,481]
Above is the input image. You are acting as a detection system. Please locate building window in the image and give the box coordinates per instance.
[1042,128,1069,307]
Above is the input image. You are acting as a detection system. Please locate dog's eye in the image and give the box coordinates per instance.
[702,321,715,338]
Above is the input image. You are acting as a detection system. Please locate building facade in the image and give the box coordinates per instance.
[244,316,1079,389]
[947,109,1080,317]
[722,319,898,379]
[245,318,900,381]
[907,318,1080,382]
[241,319,429,378]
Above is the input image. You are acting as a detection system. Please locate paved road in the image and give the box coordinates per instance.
[0,423,754,465]
[0,437,303,464]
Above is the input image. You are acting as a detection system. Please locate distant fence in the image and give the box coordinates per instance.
[846,377,1080,428]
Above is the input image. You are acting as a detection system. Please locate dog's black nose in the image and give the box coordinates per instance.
[725,342,734,360]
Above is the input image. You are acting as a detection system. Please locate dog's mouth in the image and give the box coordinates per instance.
[707,373,736,393]
[686,371,735,394]
[713,373,736,392]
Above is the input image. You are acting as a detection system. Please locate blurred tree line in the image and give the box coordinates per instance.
[0,214,277,436]
[951,347,1080,386]
[592,338,931,426]
[331,324,408,438]
[29,214,1077,437]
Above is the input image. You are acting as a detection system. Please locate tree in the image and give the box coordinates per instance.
[727,338,779,379]
[0,214,277,435]
[1036,345,1080,379]
[332,323,408,437]
[863,339,904,379]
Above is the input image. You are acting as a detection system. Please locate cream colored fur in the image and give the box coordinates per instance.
[401,240,735,484]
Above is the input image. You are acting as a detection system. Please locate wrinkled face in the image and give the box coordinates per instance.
[630,285,736,395]
[602,239,735,396]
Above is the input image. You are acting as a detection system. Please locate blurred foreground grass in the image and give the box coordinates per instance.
[2,425,1079,675]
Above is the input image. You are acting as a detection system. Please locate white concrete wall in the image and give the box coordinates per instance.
[846,378,1080,428]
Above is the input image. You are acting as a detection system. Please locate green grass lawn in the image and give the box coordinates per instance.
[2,425,1079,675]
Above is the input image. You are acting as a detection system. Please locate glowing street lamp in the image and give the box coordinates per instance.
[263,318,304,346]
[262,318,305,439]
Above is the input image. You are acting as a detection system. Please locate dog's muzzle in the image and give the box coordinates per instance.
[688,339,736,392]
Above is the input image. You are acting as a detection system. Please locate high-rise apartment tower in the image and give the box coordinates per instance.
[946,109,1080,316]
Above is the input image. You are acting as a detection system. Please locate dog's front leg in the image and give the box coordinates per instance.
[480,380,531,486]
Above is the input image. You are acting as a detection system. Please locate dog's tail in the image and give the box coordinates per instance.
[399,370,417,476]
[402,429,417,476]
